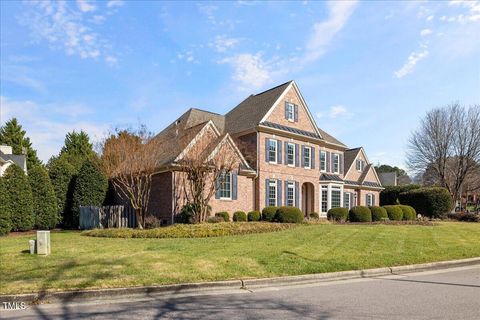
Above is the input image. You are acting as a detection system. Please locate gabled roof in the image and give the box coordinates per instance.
[0,150,26,170]
[225,81,293,134]
[344,147,362,173]
[317,128,346,147]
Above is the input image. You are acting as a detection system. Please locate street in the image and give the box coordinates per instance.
[2,265,479,319]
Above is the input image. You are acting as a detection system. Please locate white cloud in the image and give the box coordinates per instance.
[420,28,433,36]
[76,0,96,13]
[316,105,353,119]
[426,15,434,21]
[177,51,197,63]
[394,48,429,78]
[0,65,47,94]
[220,53,271,90]
[107,0,124,8]
[210,35,240,52]
[303,0,358,63]
[105,55,118,66]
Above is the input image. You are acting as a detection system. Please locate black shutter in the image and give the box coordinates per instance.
[295,144,299,167]
[277,179,282,207]
[284,141,288,164]
[284,180,288,206]
[277,140,282,164]
[232,172,237,200]
[285,102,288,120]
[215,174,221,199]
[301,145,305,168]
[311,147,315,169]
[295,181,300,209]
[294,105,298,122]
[340,154,344,174]
[265,138,269,163]
[265,179,269,207]
[326,151,331,172]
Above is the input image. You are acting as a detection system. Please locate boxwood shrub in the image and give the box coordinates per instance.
[247,211,261,222]
[398,187,453,218]
[233,211,247,222]
[370,206,388,221]
[327,207,348,222]
[309,212,320,219]
[349,206,372,222]
[215,211,230,222]
[275,206,304,223]
[383,205,403,221]
[399,205,416,221]
[262,206,278,222]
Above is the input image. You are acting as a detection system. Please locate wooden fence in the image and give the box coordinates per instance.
[79,205,136,229]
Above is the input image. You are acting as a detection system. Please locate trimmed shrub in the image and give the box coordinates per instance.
[215,211,230,222]
[144,215,161,229]
[383,205,403,221]
[370,206,388,222]
[71,160,108,229]
[349,206,372,222]
[0,177,11,236]
[262,206,278,222]
[399,205,416,221]
[399,187,453,218]
[380,185,421,205]
[207,216,224,223]
[275,206,304,223]
[233,211,247,222]
[327,208,348,222]
[247,211,261,222]
[309,212,320,219]
[3,165,34,231]
[175,204,196,224]
[29,166,59,229]
[446,212,479,222]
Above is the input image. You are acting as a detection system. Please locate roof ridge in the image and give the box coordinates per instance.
[190,108,223,116]
[252,80,293,97]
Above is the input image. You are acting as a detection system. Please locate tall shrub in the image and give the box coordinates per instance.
[29,166,59,229]
[48,156,76,224]
[399,187,453,218]
[0,177,11,235]
[380,185,420,205]
[3,165,34,231]
[71,160,108,229]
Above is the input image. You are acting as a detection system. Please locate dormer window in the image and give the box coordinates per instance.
[356,159,364,171]
[286,103,295,121]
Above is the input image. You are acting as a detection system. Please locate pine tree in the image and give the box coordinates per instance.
[29,166,60,229]
[59,131,96,171]
[0,118,41,170]
[3,165,34,231]
[0,177,11,236]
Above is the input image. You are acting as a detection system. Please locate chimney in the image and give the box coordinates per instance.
[0,145,13,155]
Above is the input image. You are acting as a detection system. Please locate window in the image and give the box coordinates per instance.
[333,153,340,173]
[268,139,277,163]
[287,182,295,206]
[321,185,328,213]
[286,103,295,121]
[287,143,295,166]
[219,171,232,199]
[367,194,373,206]
[356,159,364,171]
[331,186,341,208]
[304,147,311,168]
[268,180,277,207]
[344,192,350,209]
[320,151,326,172]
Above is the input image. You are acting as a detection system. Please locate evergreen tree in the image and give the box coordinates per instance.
[71,159,108,229]
[0,118,41,169]
[59,131,96,171]
[47,156,77,222]
[0,177,11,236]
[29,166,59,229]
[3,165,34,231]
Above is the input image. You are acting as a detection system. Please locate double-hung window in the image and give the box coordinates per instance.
[286,103,295,121]
[219,171,232,199]
[331,186,341,208]
[356,159,364,171]
[286,182,295,206]
[321,185,328,213]
[366,194,373,206]
[304,146,311,169]
[287,143,295,166]
[344,192,350,209]
[268,139,277,163]
[333,153,340,173]
[268,180,277,207]
[320,151,326,172]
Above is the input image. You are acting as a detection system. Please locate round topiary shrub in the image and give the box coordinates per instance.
[262,206,278,222]
[233,211,247,222]
[309,212,320,219]
[215,211,230,222]
[383,205,403,221]
[399,205,416,221]
[327,208,348,222]
[349,206,372,222]
[275,206,304,223]
[247,211,261,222]
[370,206,388,222]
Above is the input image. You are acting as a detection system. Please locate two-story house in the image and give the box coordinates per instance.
[144,80,383,224]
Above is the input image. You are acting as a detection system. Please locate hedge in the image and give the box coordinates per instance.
[327,208,348,222]
[215,211,230,222]
[383,205,403,221]
[275,206,304,223]
[380,185,421,205]
[262,206,278,222]
[309,212,320,219]
[398,187,453,218]
[0,177,10,235]
[247,211,261,222]
[29,166,59,229]
[370,206,388,222]
[3,165,34,231]
[349,206,372,222]
[446,212,479,222]
[233,211,247,222]
[399,205,416,221]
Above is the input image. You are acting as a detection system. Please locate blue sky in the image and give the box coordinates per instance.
[1,0,479,169]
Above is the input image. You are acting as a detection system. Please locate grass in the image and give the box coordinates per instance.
[1,222,480,295]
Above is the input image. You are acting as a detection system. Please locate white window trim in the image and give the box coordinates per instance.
[286,103,295,122]
[219,172,232,200]
[356,159,363,172]
[319,183,344,217]
[367,193,373,206]
[287,182,295,206]
[268,180,277,207]
[269,139,278,164]
[304,146,311,169]
[333,153,340,174]
[345,192,351,209]
[320,150,327,172]
[287,142,295,167]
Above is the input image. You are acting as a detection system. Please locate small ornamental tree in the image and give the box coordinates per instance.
[71,160,108,229]
[3,165,34,231]
[29,166,59,229]
[0,177,11,235]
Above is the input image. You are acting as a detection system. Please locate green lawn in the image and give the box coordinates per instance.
[1,222,480,295]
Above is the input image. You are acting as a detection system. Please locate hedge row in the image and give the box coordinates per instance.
[326,205,417,223]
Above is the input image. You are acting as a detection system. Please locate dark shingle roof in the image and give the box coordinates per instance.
[0,151,26,169]
[344,148,361,173]
[262,121,320,139]
[225,81,292,134]
[317,128,346,147]
[320,173,343,182]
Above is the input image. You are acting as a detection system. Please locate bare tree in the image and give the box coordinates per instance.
[408,103,480,205]
[101,126,158,229]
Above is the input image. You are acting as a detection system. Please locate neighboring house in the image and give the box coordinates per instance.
[0,145,27,176]
[142,80,383,225]
[378,172,397,186]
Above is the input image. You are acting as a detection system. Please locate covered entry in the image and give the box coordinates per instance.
[302,182,315,216]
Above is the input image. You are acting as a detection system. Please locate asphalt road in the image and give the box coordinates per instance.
[2,265,479,320]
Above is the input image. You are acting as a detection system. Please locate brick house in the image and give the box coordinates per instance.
[147,80,383,224]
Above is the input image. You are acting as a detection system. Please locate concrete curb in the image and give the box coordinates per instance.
[2,257,479,305]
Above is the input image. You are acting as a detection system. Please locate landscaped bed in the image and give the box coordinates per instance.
[82,222,298,238]
[1,222,480,295]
